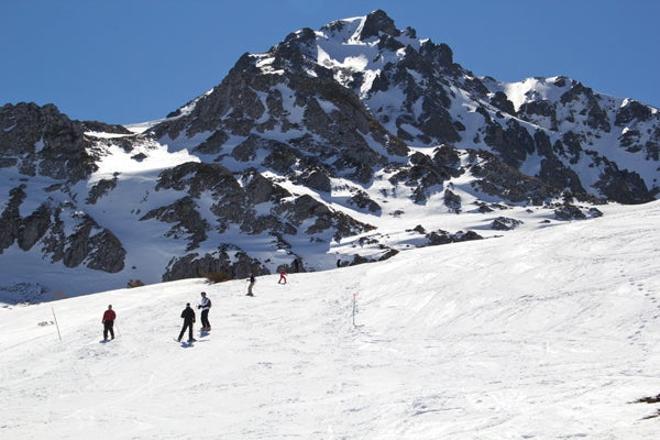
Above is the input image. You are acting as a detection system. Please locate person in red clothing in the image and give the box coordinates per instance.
[102,305,116,341]
[278,270,287,285]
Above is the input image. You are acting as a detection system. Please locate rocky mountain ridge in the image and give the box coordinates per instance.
[1,10,658,299]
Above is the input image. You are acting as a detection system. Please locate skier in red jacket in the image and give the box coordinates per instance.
[102,305,116,341]
[278,270,287,285]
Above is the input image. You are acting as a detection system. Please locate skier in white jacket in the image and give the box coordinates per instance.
[197,292,211,331]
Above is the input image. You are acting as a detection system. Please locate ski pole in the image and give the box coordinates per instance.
[51,307,62,341]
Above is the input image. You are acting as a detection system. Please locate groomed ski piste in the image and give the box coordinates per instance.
[1,201,659,439]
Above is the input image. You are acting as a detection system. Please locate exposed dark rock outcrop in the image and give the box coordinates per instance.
[484,119,536,168]
[140,197,209,251]
[469,151,557,204]
[61,214,126,273]
[554,204,586,221]
[80,120,132,135]
[426,229,483,246]
[0,192,127,274]
[86,229,126,273]
[18,204,51,251]
[389,146,464,204]
[490,91,516,115]
[0,103,98,181]
[298,167,332,193]
[86,176,118,204]
[552,203,603,221]
[275,194,375,241]
[0,185,27,252]
[444,189,461,213]
[162,247,269,281]
[347,190,381,213]
[359,10,400,40]
[593,160,655,204]
[491,217,523,231]
[615,100,653,126]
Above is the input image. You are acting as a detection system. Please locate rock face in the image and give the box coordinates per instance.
[141,197,209,251]
[491,217,523,231]
[55,214,126,273]
[0,103,99,181]
[0,186,26,252]
[553,203,603,221]
[18,204,52,251]
[0,185,126,273]
[426,229,483,246]
[443,189,462,213]
[554,204,587,221]
[0,10,658,294]
[348,190,381,213]
[86,176,118,204]
[162,247,269,281]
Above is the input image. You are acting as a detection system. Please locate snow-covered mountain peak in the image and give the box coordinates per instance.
[256,10,445,93]
[318,10,403,43]
[1,10,658,299]
[356,9,399,39]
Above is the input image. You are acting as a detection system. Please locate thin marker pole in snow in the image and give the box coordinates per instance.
[352,293,357,327]
[51,307,62,342]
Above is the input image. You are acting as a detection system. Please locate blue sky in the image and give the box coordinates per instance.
[2,0,658,124]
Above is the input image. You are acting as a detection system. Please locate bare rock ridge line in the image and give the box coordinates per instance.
[0,9,658,298]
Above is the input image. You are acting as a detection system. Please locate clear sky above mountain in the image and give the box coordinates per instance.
[2,0,658,124]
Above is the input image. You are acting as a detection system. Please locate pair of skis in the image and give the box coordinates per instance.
[174,328,209,345]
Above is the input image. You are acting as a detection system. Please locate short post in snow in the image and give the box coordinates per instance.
[51,307,62,342]
[352,293,357,327]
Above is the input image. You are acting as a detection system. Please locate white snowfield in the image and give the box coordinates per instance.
[1,202,659,439]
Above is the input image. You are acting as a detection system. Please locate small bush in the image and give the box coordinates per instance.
[204,272,231,284]
[127,279,145,288]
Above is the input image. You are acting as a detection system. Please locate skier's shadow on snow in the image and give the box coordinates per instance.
[179,339,209,348]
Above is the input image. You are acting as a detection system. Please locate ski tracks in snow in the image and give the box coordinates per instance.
[1,202,660,438]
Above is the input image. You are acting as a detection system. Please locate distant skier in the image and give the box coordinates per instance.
[197,292,211,331]
[292,258,300,273]
[246,274,256,296]
[177,303,196,342]
[102,305,116,341]
[278,270,287,285]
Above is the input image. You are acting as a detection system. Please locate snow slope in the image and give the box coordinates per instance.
[1,202,659,439]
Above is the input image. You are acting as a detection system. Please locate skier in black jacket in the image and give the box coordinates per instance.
[178,303,196,342]
[246,274,256,296]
